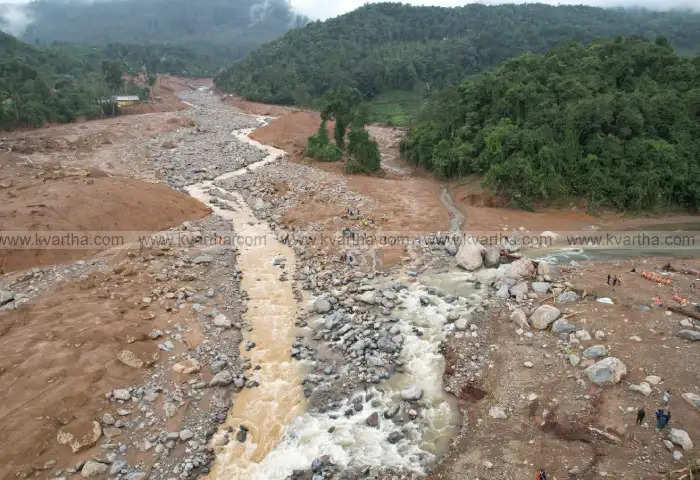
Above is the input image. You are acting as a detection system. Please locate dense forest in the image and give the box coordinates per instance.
[215,3,700,110]
[16,0,308,74]
[400,37,700,211]
[0,32,147,130]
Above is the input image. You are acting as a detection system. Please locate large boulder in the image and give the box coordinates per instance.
[483,246,501,267]
[537,261,560,281]
[510,309,530,330]
[584,357,627,385]
[57,420,102,453]
[582,345,608,359]
[678,330,700,341]
[455,242,485,271]
[552,318,576,335]
[529,305,561,330]
[505,258,536,280]
[668,428,694,451]
[682,392,700,410]
[400,386,423,401]
[312,297,332,314]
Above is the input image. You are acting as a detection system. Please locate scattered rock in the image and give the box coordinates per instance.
[681,392,700,410]
[455,242,484,271]
[81,460,108,478]
[678,330,700,341]
[365,412,380,427]
[489,406,508,419]
[213,313,232,328]
[57,420,102,453]
[209,370,233,387]
[313,297,332,314]
[582,345,608,359]
[629,382,652,397]
[584,357,627,385]
[668,428,694,451]
[400,386,423,401]
[530,305,561,330]
[117,350,144,369]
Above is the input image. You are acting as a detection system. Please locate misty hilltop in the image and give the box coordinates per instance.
[11,0,308,59]
[215,2,700,107]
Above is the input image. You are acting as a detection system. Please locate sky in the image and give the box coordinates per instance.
[2,0,699,36]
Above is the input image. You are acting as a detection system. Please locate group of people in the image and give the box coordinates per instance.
[635,389,672,430]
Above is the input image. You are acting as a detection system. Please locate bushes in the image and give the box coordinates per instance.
[401,37,700,211]
[305,90,381,174]
[345,127,381,173]
[306,120,343,162]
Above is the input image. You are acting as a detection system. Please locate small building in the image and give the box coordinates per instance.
[114,95,140,107]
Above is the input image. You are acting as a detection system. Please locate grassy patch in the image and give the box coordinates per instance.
[366,90,423,126]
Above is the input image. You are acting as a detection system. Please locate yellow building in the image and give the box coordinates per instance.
[114,95,140,107]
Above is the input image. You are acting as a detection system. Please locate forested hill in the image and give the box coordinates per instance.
[215,3,700,106]
[18,0,308,66]
[1,32,150,130]
[401,37,700,212]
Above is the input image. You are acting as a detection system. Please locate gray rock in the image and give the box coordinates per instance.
[112,389,131,401]
[213,314,232,328]
[584,357,627,385]
[531,282,550,294]
[324,310,345,330]
[0,290,14,306]
[629,382,652,397]
[557,291,580,304]
[101,413,115,426]
[455,242,484,271]
[510,281,529,298]
[209,370,233,387]
[192,255,214,264]
[537,262,560,281]
[400,386,423,401]
[356,291,377,305]
[365,412,379,427]
[489,406,508,419]
[81,461,108,478]
[387,431,403,444]
[454,318,468,331]
[510,309,529,330]
[668,428,694,451]
[568,354,581,367]
[109,461,127,476]
[582,345,608,359]
[179,429,194,441]
[483,246,501,268]
[313,297,331,313]
[552,318,576,335]
[678,330,700,341]
[505,258,535,279]
[125,473,146,480]
[681,392,700,410]
[313,297,332,314]
[530,305,561,330]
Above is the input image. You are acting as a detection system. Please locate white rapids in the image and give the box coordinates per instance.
[243,279,480,478]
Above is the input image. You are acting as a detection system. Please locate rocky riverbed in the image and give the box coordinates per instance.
[1,85,698,480]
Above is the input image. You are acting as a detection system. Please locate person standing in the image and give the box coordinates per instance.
[636,408,645,425]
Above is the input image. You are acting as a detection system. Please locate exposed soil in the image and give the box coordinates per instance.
[431,257,700,480]
[0,153,210,273]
